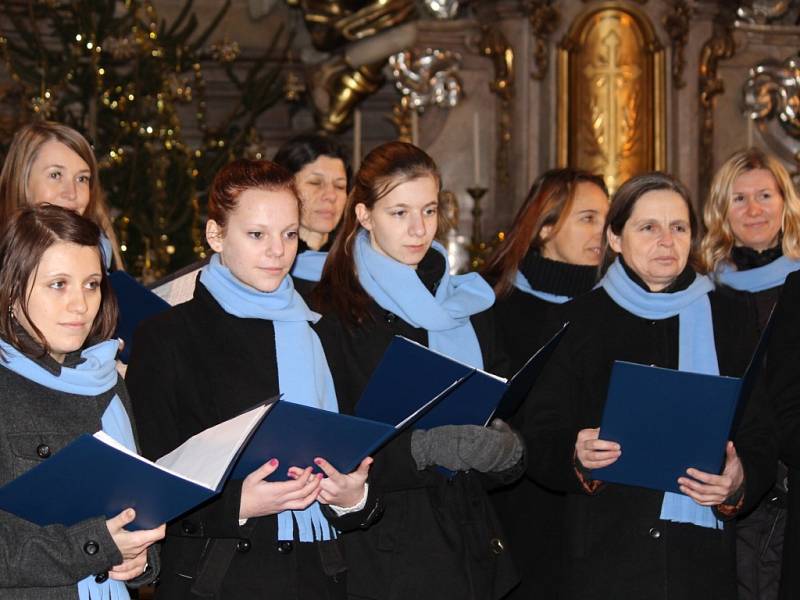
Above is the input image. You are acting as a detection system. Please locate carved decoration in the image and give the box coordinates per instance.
[559,5,665,194]
[662,0,691,89]
[521,0,560,81]
[477,25,515,190]
[422,0,461,19]
[743,54,800,169]
[698,21,735,197]
[736,0,792,24]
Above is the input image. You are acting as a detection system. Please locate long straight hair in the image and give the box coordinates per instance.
[0,121,124,269]
[312,141,440,325]
[482,168,607,297]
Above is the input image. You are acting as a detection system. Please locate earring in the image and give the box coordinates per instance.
[8,305,14,319]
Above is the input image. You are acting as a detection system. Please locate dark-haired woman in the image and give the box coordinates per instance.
[523,172,775,599]
[126,159,373,599]
[0,205,163,599]
[700,148,800,599]
[482,168,608,598]
[312,141,524,600]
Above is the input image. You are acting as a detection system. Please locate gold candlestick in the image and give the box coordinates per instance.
[467,185,488,270]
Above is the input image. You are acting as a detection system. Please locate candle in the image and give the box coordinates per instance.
[411,110,419,146]
[473,111,481,185]
[746,116,753,148]
[353,108,362,171]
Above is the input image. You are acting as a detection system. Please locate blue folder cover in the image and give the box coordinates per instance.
[356,329,567,429]
[0,435,221,530]
[230,401,400,481]
[109,271,170,363]
[593,361,743,494]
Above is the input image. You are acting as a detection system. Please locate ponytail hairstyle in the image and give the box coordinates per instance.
[312,141,440,325]
[482,168,607,297]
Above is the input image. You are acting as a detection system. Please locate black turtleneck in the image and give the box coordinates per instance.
[730,243,783,271]
[519,249,599,298]
[415,248,447,294]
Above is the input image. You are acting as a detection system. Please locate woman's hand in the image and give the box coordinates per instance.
[108,549,148,581]
[679,441,744,506]
[105,509,165,561]
[239,459,322,519]
[289,457,372,508]
[575,428,621,469]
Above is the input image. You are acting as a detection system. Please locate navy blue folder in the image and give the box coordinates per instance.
[0,404,272,530]
[109,271,170,363]
[229,395,458,481]
[592,362,743,494]
[356,325,568,429]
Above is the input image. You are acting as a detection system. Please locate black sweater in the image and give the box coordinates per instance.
[522,272,775,600]
[126,282,352,600]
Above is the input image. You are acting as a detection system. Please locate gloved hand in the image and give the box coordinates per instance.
[410,419,524,473]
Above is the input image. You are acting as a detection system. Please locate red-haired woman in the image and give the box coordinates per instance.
[312,141,524,600]
[482,168,608,598]
[126,159,374,599]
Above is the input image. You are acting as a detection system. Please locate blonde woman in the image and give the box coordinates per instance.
[700,147,800,600]
[0,121,123,270]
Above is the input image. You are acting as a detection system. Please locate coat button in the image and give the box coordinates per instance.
[94,571,109,583]
[236,538,251,553]
[384,312,397,324]
[84,540,100,555]
[36,444,51,458]
[181,519,197,534]
[277,541,293,554]
[489,538,505,555]
[648,527,661,539]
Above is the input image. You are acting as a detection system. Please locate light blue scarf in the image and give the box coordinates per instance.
[354,229,494,369]
[199,254,338,542]
[0,337,134,599]
[514,270,572,304]
[99,233,113,272]
[600,258,722,529]
[290,250,327,282]
[716,255,800,292]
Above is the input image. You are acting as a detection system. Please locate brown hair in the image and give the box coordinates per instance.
[700,147,800,272]
[207,158,299,231]
[312,141,441,325]
[601,172,700,274]
[0,204,118,359]
[0,121,123,269]
[482,168,608,297]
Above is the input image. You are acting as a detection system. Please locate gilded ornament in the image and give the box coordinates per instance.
[522,0,559,81]
[422,0,460,19]
[736,0,792,24]
[662,0,691,89]
[210,38,241,63]
[388,48,463,111]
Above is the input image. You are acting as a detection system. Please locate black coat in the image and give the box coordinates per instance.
[490,288,570,599]
[126,282,357,600]
[757,271,800,599]
[314,275,520,600]
[522,278,776,600]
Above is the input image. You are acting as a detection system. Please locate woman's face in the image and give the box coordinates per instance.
[295,155,347,237]
[14,241,103,363]
[540,181,609,266]
[206,188,300,293]
[27,140,92,215]
[356,175,438,268]
[607,190,692,292]
[727,168,784,251]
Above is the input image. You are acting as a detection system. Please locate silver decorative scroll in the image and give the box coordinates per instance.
[388,48,463,110]
[422,0,461,20]
[743,54,800,178]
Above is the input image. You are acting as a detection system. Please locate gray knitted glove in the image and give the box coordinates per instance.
[410,419,524,473]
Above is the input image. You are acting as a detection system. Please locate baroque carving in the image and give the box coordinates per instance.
[521,0,560,81]
[662,0,691,89]
[422,0,461,19]
[698,21,735,196]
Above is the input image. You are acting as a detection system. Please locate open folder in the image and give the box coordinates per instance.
[592,317,772,495]
[355,323,569,429]
[109,271,171,363]
[0,402,273,530]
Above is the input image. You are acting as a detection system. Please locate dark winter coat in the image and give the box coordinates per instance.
[522,267,776,600]
[126,282,372,600]
[755,271,800,599]
[0,348,157,600]
[313,251,520,600]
